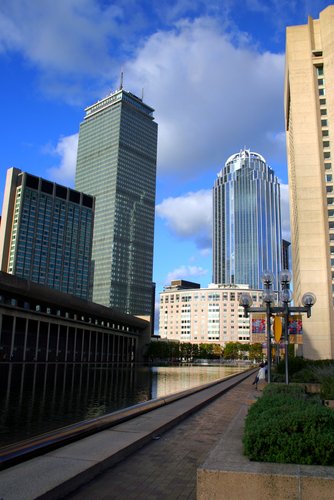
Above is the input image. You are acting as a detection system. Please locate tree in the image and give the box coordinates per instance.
[223,342,242,359]
[249,343,263,362]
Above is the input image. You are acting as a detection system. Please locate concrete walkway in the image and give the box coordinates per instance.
[65,373,257,500]
[0,369,257,500]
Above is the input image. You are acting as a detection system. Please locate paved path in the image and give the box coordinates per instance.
[66,373,257,500]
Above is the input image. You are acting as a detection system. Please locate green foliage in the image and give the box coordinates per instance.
[198,343,222,359]
[145,340,180,360]
[249,343,263,361]
[223,342,242,359]
[276,356,307,375]
[243,384,334,465]
[144,341,223,361]
[320,376,334,400]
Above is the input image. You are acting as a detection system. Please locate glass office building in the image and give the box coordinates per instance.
[213,149,282,290]
[75,88,158,316]
[0,168,94,299]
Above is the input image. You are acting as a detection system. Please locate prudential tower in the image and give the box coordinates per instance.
[75,87,158,317]
[213,149,282,290]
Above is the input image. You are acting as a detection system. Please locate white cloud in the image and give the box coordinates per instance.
[47,133,78,185]
[166,264,208,283]
[1,3,287,173]
[157,182,290,248]
[0,0,126,102]
[156,189,212,249]
[125,17,286,177]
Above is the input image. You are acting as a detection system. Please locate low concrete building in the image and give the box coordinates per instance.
[0,272,150,363]
[159,281,263,346]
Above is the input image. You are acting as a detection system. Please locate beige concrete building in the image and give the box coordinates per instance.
[285,5,334,359]
[159,281,262,346]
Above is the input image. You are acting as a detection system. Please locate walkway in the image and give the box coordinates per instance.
[66,373,257,500]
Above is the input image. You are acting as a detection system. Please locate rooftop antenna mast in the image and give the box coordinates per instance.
[119,70,124,90]
[141,88,144,101]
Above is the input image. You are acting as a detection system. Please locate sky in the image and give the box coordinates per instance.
[0,0,332,323]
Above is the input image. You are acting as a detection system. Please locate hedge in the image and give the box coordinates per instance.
[243,384,334,465]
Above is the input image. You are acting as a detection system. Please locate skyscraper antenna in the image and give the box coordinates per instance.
[120,71,124,90]
[141,88,144,101]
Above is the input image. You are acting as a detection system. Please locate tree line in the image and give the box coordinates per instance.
[145,341,263,362]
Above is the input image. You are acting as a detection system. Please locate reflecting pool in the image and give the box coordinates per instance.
[0,363,245,447]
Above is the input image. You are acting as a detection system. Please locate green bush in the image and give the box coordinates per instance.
[243,384,334,465]
[276,357,307,376]
[321,376,334,400]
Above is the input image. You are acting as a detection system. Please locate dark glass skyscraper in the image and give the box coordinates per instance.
[75,88,158,316]
[213,149,282,290]
[0,168,94,299]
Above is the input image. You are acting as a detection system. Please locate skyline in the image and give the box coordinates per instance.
[0,0,332,313]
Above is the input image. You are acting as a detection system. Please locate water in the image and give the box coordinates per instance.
[0,363,245,448]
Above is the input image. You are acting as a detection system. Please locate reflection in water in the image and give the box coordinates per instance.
[150,365,243,399]
[0,363,244,447]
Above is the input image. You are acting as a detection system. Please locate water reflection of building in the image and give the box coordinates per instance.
[0,363,152,447]
[0,272,150,363]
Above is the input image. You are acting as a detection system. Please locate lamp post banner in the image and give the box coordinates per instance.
[273,316,282,343]
[251,313,266,334]
[288,315,303,335]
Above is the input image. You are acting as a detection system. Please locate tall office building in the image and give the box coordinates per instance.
[0,168,94,299]
[213,149,282,290]
[285,5,334,359]
[75,88,158,317]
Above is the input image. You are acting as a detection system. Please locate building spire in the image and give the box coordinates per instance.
[119,70,124,90]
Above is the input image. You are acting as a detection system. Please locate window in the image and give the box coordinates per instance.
[318,78,324,86]
[320,98,326,106]
[326,174,333,182]
[323,141,330,148]
[322,130,329,137]
[327,186,334,193]
[324,152,331,159]
[321,109,327,116]
[319,88,325,96]
[325,163,332,170]
[317,66,324,76]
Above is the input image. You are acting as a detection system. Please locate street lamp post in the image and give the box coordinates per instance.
[262,271,276,384]
[239,270,316,385]
[279,270,292,385]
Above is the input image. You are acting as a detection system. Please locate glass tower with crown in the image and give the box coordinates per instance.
[75,86,158,316]
[213,149,282,290]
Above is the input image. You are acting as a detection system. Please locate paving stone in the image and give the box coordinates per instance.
[65,374,256,499]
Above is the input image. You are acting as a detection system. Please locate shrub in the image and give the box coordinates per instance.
[276,357,307,376]
[243,384,334,465]
[321,376,334,400]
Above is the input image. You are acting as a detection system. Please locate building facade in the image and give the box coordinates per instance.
[285,5,334,359]
[213,149,282,290]
[159,281,263,346]
[0,168,94,300]
[75,88,158,317]
[0,271,150,363]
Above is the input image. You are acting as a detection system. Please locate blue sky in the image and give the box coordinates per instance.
[0,0,331,311]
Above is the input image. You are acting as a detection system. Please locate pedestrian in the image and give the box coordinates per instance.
[252,363,266,390]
